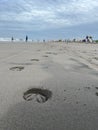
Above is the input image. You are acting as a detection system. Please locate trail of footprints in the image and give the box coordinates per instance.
[9,58,40,71]
[9,52,98,104]
[9,53,53,103]
[9,51,57,72]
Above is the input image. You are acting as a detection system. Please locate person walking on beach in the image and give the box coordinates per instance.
[26,35,28,42]
[11,37,14,42]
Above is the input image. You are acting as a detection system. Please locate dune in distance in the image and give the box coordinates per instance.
[0,41,98,130]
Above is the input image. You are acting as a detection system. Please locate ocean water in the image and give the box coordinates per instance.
[0,37,20,42]
[0,37,34,42]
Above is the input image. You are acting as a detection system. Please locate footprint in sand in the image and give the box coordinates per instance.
[10,66,24,71]
[95,92,98,96]
[95,87,98,89]
[30,59,39,61]
[84,87,91,90]
[43,55,49,57]
[46,52,57,55]
[94,57,98,60]
[46,52,52,54]
[23,88,52,103]
[95,87,98,96]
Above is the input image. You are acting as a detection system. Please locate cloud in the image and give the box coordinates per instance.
[0,0,98,38]
[1,0,98,21]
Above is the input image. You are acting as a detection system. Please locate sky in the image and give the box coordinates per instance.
[0,0,98,40]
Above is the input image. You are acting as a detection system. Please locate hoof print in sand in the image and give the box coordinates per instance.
[23,88,52,103]
[10,66,24,71]
[30,59,39,61]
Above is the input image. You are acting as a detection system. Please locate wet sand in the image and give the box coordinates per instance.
[0,42,98,130]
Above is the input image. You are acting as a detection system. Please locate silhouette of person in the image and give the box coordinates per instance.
[43,39,45,42]
[11,37,14,42]
[26,35,28,42]
[86,36,89,42]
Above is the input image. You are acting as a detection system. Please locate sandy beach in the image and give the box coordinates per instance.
[0,41,98,130]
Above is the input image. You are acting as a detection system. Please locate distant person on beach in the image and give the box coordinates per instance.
[86,36,93,43]
[11,37,14,42]
[43,39,45,42]
[26,35,28,42]
[86,36,89,42]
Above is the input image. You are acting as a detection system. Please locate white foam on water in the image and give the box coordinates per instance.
[0,37,11,41]
[0,37,33,42]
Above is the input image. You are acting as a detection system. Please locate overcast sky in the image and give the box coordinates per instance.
[0,0,98,40]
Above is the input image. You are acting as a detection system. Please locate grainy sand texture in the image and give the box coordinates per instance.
[0,41,98,130]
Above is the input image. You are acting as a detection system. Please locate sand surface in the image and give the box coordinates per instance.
[0,42,98,130]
